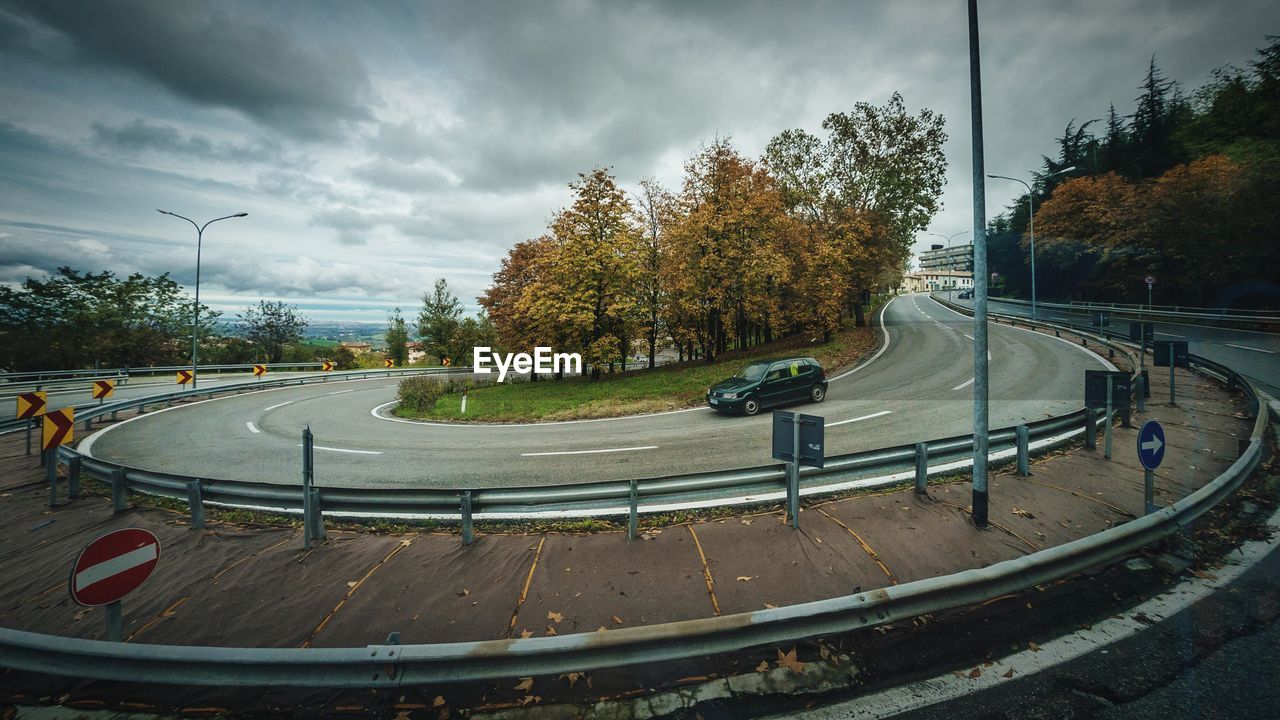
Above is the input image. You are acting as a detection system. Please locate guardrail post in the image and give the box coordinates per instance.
[627,479,638,540]
[1104,379,1114,459]
[461,490,474,545]
[46,449,58,506]
[25,418,33,456]
[110,467,127,512]
[914,442,928,494]
[186,480,206,529]
[1084,409,1097,450]
[82,414,92,432]
[309,488,325,543]
[1016,425,1030,476]
[68,455,81,499]
[302,426,317,549]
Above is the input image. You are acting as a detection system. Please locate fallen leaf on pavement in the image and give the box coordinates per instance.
[1028,641,1041,652]
[1003,669,1015,679]
[611,615,623,625]
[561,672,582,687]
[519,629,533,639]
[776,647,805,674]
[545,626,557,636]
[740,518,753,525]
[968,667,982,679]
[755,661,770,673]
[514,677,533,692]
[432,696,446,708]
[547,611,563,623]
[737,576,755,582]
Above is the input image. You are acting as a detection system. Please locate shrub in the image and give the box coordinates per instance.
[397,375,446,412]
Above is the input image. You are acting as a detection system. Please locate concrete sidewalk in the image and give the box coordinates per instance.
[0,351,1254,664]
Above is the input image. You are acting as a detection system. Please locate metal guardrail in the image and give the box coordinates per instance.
[957,294,1279,326]
[0,367,454,436]
[0,309,1266,689]
[1066,298,1280,319]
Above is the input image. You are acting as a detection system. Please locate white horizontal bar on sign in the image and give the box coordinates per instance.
[75,544,157,591]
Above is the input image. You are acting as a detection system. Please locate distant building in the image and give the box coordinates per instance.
[919,243,974,273]
[901,270,973,293]
[406,342,426,364]
[339,341,372,355]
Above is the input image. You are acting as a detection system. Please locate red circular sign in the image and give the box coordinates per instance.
[69,528,161,607]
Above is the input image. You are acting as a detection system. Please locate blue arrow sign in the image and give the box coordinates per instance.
[1137,420,1165,470]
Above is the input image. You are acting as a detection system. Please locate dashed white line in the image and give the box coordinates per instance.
[297,443,383,455]
[952,377,975,391]
[521,445,658,457]
[1154,331,1185,338]
[1222,343,1274,354]
[263,400,294,411]
[328,388,358,395]
[827,410,892,427]
[246,422,260,434]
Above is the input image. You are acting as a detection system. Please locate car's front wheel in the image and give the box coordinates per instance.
[810,385,826,403]
[742,397,760,416]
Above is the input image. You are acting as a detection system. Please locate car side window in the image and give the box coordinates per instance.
[789,361,807,377]
[765,364,787,381]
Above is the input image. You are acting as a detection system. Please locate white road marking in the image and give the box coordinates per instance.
[263,400,294,411]
[371,400,712,428]
[298,444,383,455]
[1222,343,1274,354]
[328,388,358,395]
[246,422,261,434]
[1154,331,1184,338]
[928,296,1116,372]
[75,544,157,591]
[521,445,658,457]
[952,377,975,390]
[827,410,892,427]
[828,296,898,382]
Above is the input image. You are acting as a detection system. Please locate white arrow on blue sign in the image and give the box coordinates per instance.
[1137,420,1165,470]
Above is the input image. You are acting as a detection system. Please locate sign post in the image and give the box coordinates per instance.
[70,528,161,642]
[17,391,47,456]
[1137,420,1165,514]
[1145,276,1155,310]
[1153,340,1189,405]
[43,407,75,505]
[772,411,825,529]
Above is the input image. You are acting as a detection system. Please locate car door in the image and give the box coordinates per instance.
[758,363,791,407]
[775,360,813,402]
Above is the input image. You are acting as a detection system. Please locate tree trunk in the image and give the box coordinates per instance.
[854,302,866,328]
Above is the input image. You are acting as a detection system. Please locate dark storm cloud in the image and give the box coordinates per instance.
[1,0,374,139]
[92,119,301,166]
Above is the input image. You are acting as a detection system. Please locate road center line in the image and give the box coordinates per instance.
[827,410,892,427]
[520,445,658,457]
[952,377,975,390]
[1154,331,1185,338]
[1222,342,1274,354]
[246,422,261,434]
[263,400,293,411]
[328,389,358,395]
[297,443,383,455]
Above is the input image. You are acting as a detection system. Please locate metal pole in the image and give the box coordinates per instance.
[914,442,928,494]
[1170,363,1176,405]
[1137,372,1146,413]
[302,425,315,549]
[1144,468,1156,514]
[46,449,58,507]
[461,490,474,545]
[1028,192,1035,320]
[191,225,202,390]
[1016,425,1030,476]
[25,418,32,456]
[104,601,123,642]
[968,0,989,529]
[788,416,800,529]
[627,479,638,540]
[1104,378,1113,459]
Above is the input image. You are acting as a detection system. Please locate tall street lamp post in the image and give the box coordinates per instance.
[157,210,248,389]
[986,167,1074,319]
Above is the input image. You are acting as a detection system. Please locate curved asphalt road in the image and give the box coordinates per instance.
[84,294,1113,489]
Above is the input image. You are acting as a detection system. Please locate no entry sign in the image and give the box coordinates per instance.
[70,528,161,607]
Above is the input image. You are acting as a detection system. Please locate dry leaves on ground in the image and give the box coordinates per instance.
[776,647,806,674]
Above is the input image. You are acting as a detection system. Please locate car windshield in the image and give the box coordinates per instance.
[732,363,770,381]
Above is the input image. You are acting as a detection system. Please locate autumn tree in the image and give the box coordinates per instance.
[479,236,555,355]
[633,178,673,368]
[519,168,642,378]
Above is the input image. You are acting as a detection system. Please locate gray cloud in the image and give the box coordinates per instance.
[92,119,301,167]
[2,0,374,139]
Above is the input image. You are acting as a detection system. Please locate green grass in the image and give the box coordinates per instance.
[394,301,884,423]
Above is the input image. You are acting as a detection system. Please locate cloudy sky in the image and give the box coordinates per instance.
[1,1,1275,323]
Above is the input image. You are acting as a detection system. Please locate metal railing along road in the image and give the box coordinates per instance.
[939,292,1279,327]
[0,316,1269,689]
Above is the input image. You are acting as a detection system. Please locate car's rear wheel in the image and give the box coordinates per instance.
[742,397,760,416]
[810,385,825,403]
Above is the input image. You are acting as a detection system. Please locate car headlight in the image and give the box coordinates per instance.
[722,392,738,400]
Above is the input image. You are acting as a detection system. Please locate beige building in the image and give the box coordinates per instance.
[901,270,974,293]
[339,341,372,355]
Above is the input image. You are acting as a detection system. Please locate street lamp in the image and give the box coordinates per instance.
[157,209,248,389]
[986,167,1074,319]
[928,231,969,292]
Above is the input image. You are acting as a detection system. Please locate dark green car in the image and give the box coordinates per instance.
[706,357,828,416]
